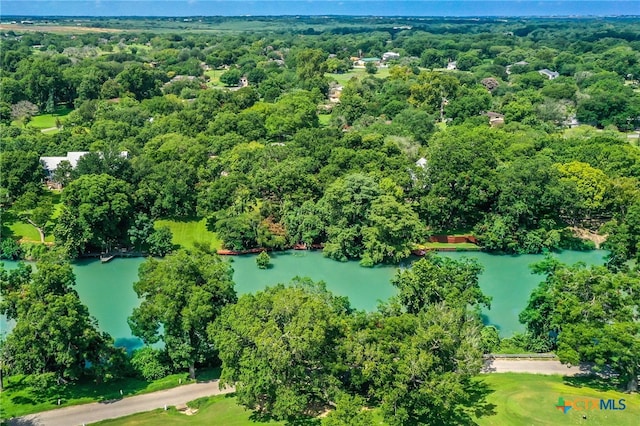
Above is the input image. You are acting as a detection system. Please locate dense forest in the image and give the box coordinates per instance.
[1,16,639,265]
[1,16,640,422]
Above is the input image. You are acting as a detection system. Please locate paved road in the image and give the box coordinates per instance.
[7,380,234,426]
[482,359,590,376]
[8,360,588,425]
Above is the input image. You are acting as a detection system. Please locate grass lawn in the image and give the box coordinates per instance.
[27,106,73,129]
[418,242,480,250]
[92,394,288,426]
[476,373,640,426]
[88,373,640,426]
[326,67,390,85]
[7,220,55,243]
[318,114,332,126]
[204,69,223,87]
[0,368,221,420]
[2,191,61,243]
[155,218,221,251]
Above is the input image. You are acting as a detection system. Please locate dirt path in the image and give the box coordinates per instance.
[7,380,235,426]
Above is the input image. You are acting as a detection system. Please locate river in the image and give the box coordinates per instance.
[0,250,606,350]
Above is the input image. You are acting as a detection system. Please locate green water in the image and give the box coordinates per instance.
[0,250,607,348]
[438,250,606,336]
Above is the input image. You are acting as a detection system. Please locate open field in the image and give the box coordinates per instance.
[204,70,223,87]
[0,369,221,420]
[0,24,124,34]
[476,373,640,426]
[87,374,640,426]
[327,67,391,85]
[154,218,221,251]
[1,16,411,35]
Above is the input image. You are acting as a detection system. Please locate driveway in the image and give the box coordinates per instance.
[7,379,235,426]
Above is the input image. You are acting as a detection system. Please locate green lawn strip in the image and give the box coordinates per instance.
[326,66,391,85]
[3,193,62,243]
[0,368,221,420]
[28,106,73,129]
[7,221,54,243]
[476,373,640,426]
[91,394,287,425]
[154,218,221,251]
[204,69,223,87]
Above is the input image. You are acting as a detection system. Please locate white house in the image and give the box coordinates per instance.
[538,69,560,80]
[40,151,128,179]
[40,151,90,178]
[382,51,400,62]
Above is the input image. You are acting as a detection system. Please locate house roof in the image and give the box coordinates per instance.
[538,69,560,78]
[40,156,68,171]
[40,151,128,171]
[67,151,90,167]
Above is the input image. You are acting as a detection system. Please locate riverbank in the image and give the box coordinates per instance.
[217,235,482,256]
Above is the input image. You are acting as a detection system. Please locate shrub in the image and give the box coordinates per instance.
[0,238,22,260]
[130,347,170,381]
[256,251,270,269]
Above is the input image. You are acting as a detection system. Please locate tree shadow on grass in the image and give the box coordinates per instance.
[196,367,222,382]
[9,396,36,406]
[563,373,624,393]
[247,410,321,425]
[6,417,42,426]
[285,417,321,426]
[429,378,497,426]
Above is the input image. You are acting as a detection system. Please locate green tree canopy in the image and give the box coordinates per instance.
[54,173,133,256]
[0,255,114,381]
[521,259,640,392]
[210,278,349,420]
[129,247,236,379]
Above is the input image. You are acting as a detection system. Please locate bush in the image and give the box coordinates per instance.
[130,347,170,381]
[0,238,22,260]
[480,326,501,354]
[20,242,49,260]
[256,251,270,269]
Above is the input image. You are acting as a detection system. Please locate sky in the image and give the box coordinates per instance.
[1,1,639,17]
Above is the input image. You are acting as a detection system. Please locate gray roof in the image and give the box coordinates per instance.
[538,69,560,79]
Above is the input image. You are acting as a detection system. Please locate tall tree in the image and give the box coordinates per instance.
[54,174,133,256]
[0,255,113,382]
[0,150,44,202]
[210,278,349,420]
[342,305,486,425]
[521,259,640,392]
[129,247,236,379]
